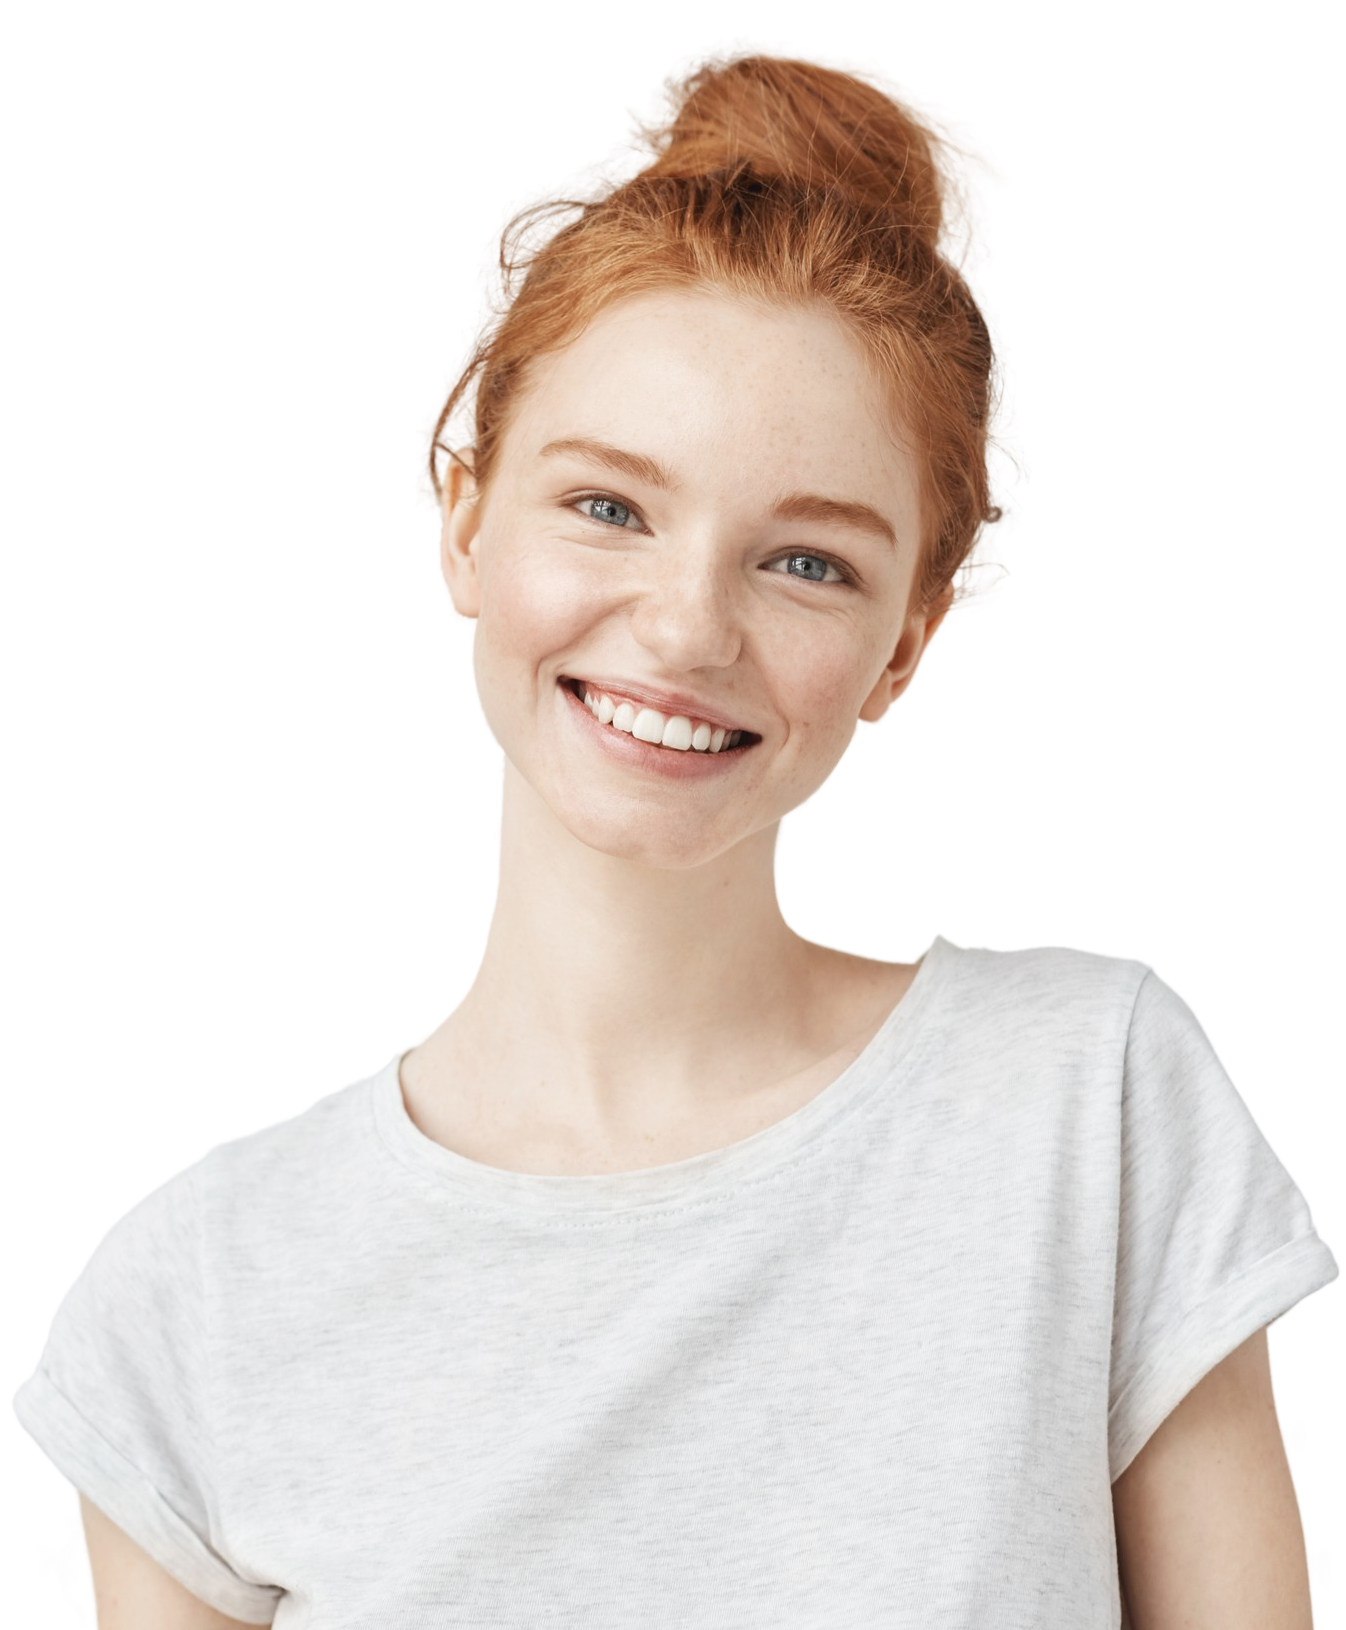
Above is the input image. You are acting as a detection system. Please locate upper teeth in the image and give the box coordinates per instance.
[578,683,745,753]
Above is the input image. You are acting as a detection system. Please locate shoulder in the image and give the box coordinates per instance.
[951,938,1147,1036]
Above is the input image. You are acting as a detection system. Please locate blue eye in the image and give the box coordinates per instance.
[575,494,642,530]
[567,492,847,590]
[766,553,850,586]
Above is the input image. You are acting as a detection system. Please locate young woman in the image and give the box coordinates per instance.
[14,52,1338,1630]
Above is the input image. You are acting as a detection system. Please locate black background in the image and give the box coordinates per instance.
[13,31,1342,1623]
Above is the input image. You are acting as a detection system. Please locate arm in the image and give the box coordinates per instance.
[1111,1326,1315,1630]
[79,1495,266,1630]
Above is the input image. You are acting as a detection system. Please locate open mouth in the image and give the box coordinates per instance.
[560,674,759,749]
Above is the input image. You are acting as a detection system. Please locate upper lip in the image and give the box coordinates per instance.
[565,675,756,736]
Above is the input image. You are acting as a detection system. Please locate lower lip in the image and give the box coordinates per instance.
[557,679,758,780]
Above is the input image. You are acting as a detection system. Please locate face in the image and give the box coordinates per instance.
[440,286,946,869]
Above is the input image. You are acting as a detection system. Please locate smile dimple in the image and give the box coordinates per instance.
[565,678,755,754]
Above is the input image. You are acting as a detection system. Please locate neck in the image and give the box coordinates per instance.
[443,758,825,1127]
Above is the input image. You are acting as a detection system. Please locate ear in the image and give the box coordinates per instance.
[439,447,484,618]
[857,583,953,723]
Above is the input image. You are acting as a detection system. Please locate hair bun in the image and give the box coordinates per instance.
[635,47,938,241]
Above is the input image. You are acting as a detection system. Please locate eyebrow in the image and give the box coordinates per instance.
[538,435,898,549]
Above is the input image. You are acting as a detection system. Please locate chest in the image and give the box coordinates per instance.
[399,951,919,1173]
[409,1055,873,1176]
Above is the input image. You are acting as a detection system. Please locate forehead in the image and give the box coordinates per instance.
[502,287,918,509]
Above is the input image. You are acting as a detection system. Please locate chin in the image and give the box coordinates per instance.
[567,809,732,872]
[557,788,775,870]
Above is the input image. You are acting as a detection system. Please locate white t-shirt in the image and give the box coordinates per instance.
[13,936,1338,1627]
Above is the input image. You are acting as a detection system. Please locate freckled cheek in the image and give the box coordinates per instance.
[774,646,868,746]
[479,542,601,655]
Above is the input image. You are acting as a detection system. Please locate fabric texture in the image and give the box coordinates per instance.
[13,936,1338,1628]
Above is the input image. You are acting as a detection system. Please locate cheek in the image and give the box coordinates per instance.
[471,533,614,754]
[773,636,872,748]
[477,534,598,670]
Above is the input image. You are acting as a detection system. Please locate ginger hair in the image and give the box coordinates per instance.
[429,52,1001,614]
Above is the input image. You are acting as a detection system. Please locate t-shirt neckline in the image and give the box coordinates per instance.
[370,934,959,1216]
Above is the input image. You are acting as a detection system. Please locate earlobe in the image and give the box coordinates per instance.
[857,591,951,723]
[439,450,483,619]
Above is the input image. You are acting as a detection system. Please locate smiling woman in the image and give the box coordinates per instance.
[12,48,1338,1630]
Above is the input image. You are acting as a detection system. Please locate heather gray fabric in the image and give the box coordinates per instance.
[14,935,1339,1627]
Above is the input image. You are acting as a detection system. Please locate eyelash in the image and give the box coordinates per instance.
[568,490,858,588]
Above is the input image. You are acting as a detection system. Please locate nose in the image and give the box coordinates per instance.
[626,530,743,673]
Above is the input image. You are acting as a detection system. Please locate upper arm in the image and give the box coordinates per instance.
[1111,1326,1315,1630]
[79,1494,268,1630]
